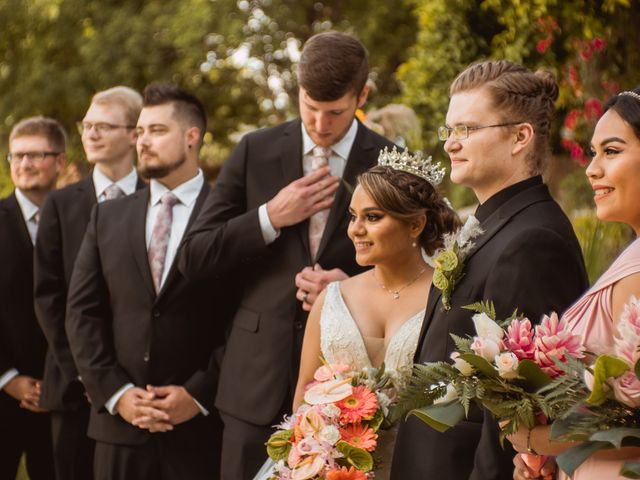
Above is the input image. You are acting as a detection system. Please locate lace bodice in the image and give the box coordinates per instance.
[319,282,424,390]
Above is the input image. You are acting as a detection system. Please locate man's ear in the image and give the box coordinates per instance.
[357,85,370,109]
[186,127,201,149]
[511,123,535,156]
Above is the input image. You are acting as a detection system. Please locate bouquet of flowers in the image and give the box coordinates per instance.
[397,301,585,476]
[264,363,397,479]
[547,296,640,478]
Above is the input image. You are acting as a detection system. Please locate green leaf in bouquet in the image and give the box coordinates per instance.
[556,440,612,478]
[367,408,384,431]
[587,354,630,406]
[335,441,374,472]
[621,460,640,478]
[450,333,473,353]
[459,353,499,378]
[462,300,496,319]
[517,359,553,391]
[635,358,640,381]
[266,429,293,461]
[590,427,640,449]
[408,400,465,433]
[394,362,456,420]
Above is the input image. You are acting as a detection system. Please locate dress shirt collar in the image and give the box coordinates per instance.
[301,118,358,160]
[93,166,138,199]
[149,169,204,208]
[474,175,543,223]
[14,188,39,224]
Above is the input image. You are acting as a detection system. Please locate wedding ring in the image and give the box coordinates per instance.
[302,291,309,303]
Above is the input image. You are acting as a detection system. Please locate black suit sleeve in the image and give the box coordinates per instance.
[183,348,221,412]
[65,205,131,412]
[470,228,587,480]
[179,135,273,281]
[34,195,79,385]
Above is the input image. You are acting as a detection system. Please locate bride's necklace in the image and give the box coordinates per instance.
[373,267,427,300]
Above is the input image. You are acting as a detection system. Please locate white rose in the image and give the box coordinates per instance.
[495,352,519,379]
[318,425,341,445]
[321,404,341,418]
[472,313,504,341]
[434,383,459,405]
[450,352,475,376]
[471,336,502,362]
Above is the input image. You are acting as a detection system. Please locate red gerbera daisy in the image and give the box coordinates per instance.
[326,466,368,480]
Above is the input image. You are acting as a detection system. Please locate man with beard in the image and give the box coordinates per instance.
[179,31,395,478]
[34,86,145,480]
[0,116,65,479]
[66,83,223,479]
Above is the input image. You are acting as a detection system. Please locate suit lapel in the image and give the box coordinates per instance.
[315,121,376,261]
[5,194,33,257]
[416,183,554,359]
[156,183,210,300]
[127,188,156,298]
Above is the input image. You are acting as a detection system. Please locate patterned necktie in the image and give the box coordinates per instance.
[104,184,125,201]
[29,210,40,244]
[308,146,332,259]
[148,192,180,293]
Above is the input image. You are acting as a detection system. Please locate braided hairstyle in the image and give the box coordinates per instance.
[450,60,559,175]
[357,166,461,256]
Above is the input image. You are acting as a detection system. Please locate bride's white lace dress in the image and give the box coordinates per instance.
[320,282,424,479]
[254,281,424,480]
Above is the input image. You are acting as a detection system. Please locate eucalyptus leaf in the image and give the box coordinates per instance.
[459,353,499,378]
[408,400,465,433]
[621,460,640,478]
[518,359,553,391]
[556,441,612,477]
[590,428,640,449]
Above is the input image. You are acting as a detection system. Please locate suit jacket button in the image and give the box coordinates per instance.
[143,352,150,362]
[152,311,160,318]
[294,321,303,330]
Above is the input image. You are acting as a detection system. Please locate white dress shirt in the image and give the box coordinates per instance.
[93,167,139,202]
[105,170,208,416]
[0,189,41,391]
[257,118,358,244]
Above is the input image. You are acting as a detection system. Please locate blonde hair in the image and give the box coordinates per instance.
[91,86,143,126]
[451,60,559,174]
[10,116,67,152]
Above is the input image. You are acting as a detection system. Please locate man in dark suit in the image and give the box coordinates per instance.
[66,83,223,480]
[34,86,145,480]
[1,116,65,479]
[179,31,395,479]
[391,60,589,479]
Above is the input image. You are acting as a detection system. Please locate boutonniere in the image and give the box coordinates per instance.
[427,215,483,311]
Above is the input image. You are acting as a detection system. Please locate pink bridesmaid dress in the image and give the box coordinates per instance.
[559,237,640,479]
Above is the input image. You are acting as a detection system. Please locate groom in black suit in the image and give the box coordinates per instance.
[34,86,145,480]
[391,61,589,479]
[66,84,223,479]
[180,31,394,479]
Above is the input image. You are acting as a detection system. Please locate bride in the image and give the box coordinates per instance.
[290,150,460,477]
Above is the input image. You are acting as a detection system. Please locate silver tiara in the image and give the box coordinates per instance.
[619,91,640,102]
[377,146,445,186]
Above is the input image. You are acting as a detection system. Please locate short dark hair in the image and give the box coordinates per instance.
[9,116,67,152]
[297,31,369,101]
[142,83,207,143]
[602,87,640,140]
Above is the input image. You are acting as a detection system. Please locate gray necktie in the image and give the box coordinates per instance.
[104,184,125,201]
[308,146,332,259]
[148,192,180,292]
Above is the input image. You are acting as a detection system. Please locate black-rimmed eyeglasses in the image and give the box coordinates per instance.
[7,151,62,164]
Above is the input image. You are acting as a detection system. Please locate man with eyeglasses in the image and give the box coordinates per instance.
[0,116,65,479]
[33,86,146,480]
[392,60,587,480]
